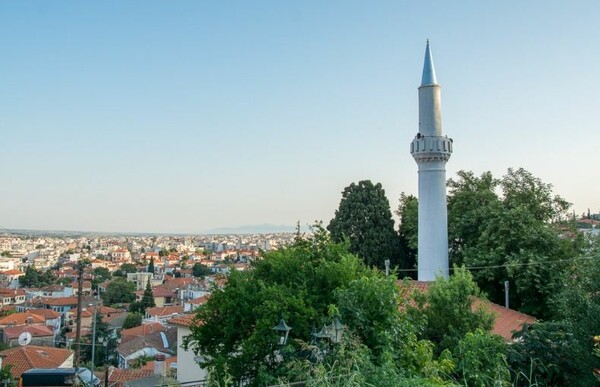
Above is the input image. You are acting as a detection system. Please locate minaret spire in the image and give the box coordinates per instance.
[410,41,453,281]
[421,39,437,86]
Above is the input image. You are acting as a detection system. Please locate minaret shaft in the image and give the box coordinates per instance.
[410,41,452,281]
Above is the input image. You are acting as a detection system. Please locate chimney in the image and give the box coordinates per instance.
[153,354,166,376]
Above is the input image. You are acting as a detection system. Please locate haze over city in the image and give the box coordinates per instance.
[1,1,599,234]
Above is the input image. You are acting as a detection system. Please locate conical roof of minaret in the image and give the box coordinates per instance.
[421,40,438,86]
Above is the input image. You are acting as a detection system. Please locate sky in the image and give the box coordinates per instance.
[1,1,599,234]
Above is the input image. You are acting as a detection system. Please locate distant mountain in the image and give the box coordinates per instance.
[202,224,309,235]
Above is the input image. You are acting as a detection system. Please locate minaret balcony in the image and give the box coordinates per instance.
[410,134,453,163]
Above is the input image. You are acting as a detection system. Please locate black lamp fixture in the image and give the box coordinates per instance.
[273,317,292,346]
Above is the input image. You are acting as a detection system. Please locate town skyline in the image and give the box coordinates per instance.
[2,1,599,234]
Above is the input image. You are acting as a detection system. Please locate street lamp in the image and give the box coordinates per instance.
[329,317,345,344]
[272,317,292,346]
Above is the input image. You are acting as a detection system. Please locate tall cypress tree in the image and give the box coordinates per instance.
[141,279,156,309]
[148,256,155,274]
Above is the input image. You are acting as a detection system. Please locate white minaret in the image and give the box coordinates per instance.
[410,40,453,281]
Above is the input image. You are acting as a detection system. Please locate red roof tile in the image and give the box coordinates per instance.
[0,346,73,379]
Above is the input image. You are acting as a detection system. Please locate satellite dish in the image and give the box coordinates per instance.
[18,332,32,346]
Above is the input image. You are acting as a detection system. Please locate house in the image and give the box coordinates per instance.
[0,288,26,306]
[116,326,177,369]
[2,324,55,346]
[0,269,24,287]
[168,314,208,383]
[0,312,46,328]
[0,345,74,380]
[27,308,62,333]
[120,322,165,344]
[144,306,184,324]
[126,272,163,291]
[40,285,73,298]
[135,284,177,307]
[183,295,210,313]
[69,280,92,296]
[39,296,79,313]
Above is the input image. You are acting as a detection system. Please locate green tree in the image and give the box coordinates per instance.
[452,329,510,386]
[141,279,156,310]
[447,168,582,318]
[148,256,155,274]
[101,278,136,305]
[328,180,400,268]
[92,267,111,289]
[20,265,56,288]
[396,192,418,276]
[0,251,12,257]
[408,266,495,354]
[119,263,138,274]
[80,312,116,367]
[123,312,143,329]
[192,263,211,278]
[507,321,580,386]
[524,238,600,386]
[184,227,456,386]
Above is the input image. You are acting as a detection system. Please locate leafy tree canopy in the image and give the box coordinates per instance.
[328,180,401,268]
[119,263,138,275]
[20,265,56,288]
[408,266,495,354]
[101,278,136,305]
[123,312,143,329]
[184,227,450,386]
[192,263,211,278]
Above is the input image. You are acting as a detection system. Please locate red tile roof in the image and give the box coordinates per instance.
[0,312,46,326]
[168,314,199,328]
[27,308,62,320]
[0,346,73,379]
[146,306,183,318]
[120,322,165,343]
[2,324,54,339]
[41,296,79,306]
[398,280,536,341]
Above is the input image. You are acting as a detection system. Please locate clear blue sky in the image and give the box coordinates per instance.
[1,1,598,233]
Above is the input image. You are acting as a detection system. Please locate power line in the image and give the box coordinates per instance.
[396,254,600,273]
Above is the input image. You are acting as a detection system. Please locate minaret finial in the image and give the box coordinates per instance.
[421,40,437,86]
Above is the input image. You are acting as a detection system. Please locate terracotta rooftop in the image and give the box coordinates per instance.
[141,355,177,371]
[117,327,177,358]
[146,306,184,317]
[96,366,153,387]
[27,308,62,320]
[0,269,24,276]
[0,312,46,326]
[120,322,165,343]
[474,299,536,340]
[0,345,74,379]
[398,280,536,341]
[2,324,54,339]
[41,296,79,306]
[168,313,199,328]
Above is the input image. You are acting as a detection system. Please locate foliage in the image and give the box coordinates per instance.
[19,265,56,288]
[185,227,465,386]
[328,180,401,268]
[92,267,111,289]
[0,251,12,257]
[192,262,211,278]
[396,192,418,277]
[451,329,510,386]
[148,256,155,274]
[541,235,600,386]
[408,266,495,354]
[123,312,143,329]
[101,278,136,305]
[446,168,582,318]
[507,321,579,386]
[79,312,117,367]
[141,279,156,310]
[120,263,138,274]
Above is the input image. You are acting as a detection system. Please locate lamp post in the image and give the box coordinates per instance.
[272,317,292,346]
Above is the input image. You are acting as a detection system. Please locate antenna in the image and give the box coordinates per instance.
[18,332,32,346]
